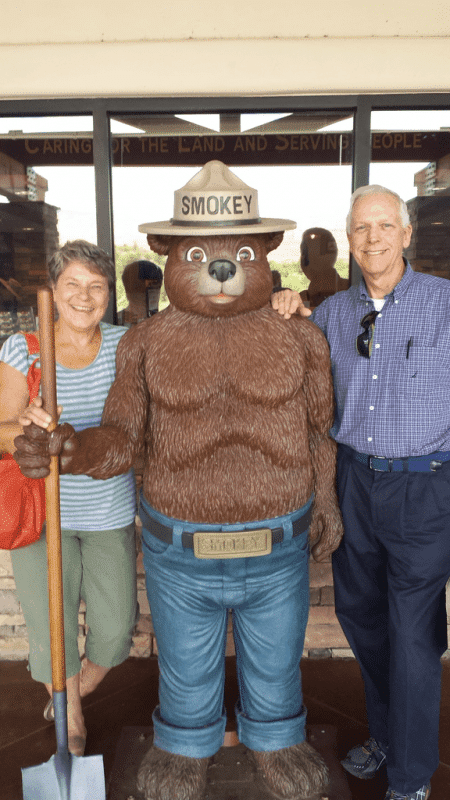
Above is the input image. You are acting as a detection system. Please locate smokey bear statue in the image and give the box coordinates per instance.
[16,162,343,800]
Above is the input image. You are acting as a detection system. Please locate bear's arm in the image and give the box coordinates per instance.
[59,325,149,479]
[299,320,343,560]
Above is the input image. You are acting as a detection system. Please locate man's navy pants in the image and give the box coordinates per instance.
[333,444,450,794]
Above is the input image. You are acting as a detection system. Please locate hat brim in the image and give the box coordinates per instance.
[138,218,297,237]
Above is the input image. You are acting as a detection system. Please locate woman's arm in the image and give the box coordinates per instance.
[0,361,29,454]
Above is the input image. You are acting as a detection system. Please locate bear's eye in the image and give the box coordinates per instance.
[186,246,207,263]
[236,246,255,262]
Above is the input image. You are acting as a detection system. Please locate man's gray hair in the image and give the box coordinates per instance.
[48,239,115,291]
[346,185,410,234]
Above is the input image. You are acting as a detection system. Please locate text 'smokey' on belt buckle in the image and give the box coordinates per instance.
[193,529,272,559]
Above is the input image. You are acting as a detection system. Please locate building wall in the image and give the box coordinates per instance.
[1,0,450,98]
[2,522,450,661]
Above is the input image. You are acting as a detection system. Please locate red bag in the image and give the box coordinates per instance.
[0,332,46,549]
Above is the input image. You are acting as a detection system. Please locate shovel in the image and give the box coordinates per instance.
[22,287,106,800]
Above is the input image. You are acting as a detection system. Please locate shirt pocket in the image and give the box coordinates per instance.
[396,347,450,400]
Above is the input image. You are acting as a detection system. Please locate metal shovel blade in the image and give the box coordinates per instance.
[22,753,105,800]
[22,690,106,800]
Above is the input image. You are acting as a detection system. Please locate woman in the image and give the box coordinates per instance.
[0,240,137,756]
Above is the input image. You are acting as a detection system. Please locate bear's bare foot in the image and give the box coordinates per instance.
[250,741,329,800]
[136,745,210,800]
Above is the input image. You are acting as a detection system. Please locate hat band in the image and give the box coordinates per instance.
[170,217,262,228]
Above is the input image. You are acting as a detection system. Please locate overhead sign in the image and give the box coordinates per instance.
[0,131,449,167]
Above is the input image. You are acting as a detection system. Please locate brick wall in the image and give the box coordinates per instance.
[1,522,450,662]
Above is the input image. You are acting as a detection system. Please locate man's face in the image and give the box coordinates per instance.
[348,193,412,285]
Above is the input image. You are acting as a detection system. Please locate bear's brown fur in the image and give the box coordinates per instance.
[250,742,330,800]
[136,748,210,800]
[49,233,342,560]
[17,230,342,799]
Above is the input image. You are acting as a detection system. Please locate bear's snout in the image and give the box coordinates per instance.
[208,260,236,283]
[197,258,246,299]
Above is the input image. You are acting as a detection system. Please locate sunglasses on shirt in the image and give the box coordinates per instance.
[356,310,379,358]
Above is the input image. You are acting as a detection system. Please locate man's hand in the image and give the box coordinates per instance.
[271,289,312,319]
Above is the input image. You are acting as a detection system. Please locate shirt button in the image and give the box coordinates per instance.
[369,405,374,410]
[368,437,373,442]
[373,375,378,380]
[395,299,399,304]
[375,343,380,349]
[378,313,382,318]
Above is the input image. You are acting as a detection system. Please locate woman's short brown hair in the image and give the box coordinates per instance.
[48,240,115,291]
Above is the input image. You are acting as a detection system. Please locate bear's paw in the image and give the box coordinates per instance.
[249,741,329,800]
[136,745,210,800]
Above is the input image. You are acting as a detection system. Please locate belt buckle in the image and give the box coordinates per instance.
[369,456,387,471]
[193,529,272,559]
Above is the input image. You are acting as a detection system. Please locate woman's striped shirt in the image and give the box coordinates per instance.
[1,322,136,530]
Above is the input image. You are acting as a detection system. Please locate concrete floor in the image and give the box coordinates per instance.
[1,657,449,799]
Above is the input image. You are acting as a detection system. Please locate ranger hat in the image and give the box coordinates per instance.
[138,160,296,236]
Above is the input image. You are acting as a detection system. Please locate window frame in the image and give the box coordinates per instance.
[0,93,448,320]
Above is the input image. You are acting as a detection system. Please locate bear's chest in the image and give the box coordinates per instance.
[143,307,305,411]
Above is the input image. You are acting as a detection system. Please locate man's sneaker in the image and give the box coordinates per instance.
[341,737,387,779]
[384,784,431,800]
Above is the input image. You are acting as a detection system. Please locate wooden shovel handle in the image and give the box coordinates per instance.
[38,287,58,423]
[37,287,66,693]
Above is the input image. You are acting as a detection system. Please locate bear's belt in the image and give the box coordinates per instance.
[140,504,312,559]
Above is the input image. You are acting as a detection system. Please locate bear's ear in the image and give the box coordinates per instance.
[146,234,173,255]
[265,231,285,254]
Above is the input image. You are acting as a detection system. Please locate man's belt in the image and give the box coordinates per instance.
[341,444,450,473]
[140,505,312,559]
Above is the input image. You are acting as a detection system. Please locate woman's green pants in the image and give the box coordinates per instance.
[11,523,138,683]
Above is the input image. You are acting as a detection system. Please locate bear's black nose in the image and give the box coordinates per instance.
[208,260,236,283]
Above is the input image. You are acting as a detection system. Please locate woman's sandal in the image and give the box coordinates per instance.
[43,697,55,722]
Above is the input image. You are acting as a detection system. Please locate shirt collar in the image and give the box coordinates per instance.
[358,259,414,302]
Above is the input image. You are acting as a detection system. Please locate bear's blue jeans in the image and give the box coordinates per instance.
[140,495,312,758]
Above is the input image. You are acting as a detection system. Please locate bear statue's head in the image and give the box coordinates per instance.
[139,161,296,318]
[146,231,283,318]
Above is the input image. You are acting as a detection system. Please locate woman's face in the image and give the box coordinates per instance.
[52,261,110,331]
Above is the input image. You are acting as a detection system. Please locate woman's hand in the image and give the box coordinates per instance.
[19,396,62,430]
[271,289,312,319]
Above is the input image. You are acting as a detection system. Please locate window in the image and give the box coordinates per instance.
[369,109,450,280]
[0,115,95,343]
[110,110,354,315]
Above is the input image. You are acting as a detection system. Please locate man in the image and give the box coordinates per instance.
[273,184,450,800]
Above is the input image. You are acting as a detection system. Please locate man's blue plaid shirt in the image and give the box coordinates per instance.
[311,263,450,458]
